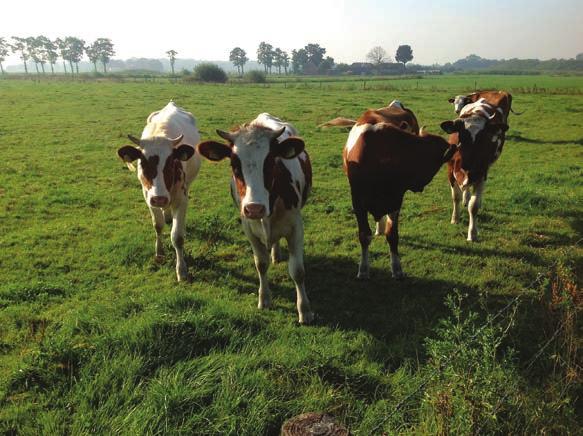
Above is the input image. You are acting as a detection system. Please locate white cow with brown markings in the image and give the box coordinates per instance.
[197,113,314,324]
[117,101,201,281]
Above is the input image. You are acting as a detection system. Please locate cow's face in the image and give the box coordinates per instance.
[197,127,305,220]
[441,118,508,183]
[118,135,195,208]
[448,95,470,114]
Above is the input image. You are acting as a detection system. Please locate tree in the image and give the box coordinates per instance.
[318,56,335,74]
[257,41,274,74]
[36,36,56,74]
[281,51,290,75]
[10,37,29,74]
[85,42,100,72]
[55,38,69,74]
[395,45,413,71]
[273,48,285,74]
[25,37,41,73]
[65,36,85,74]
[304,43,326,66]
[576,53,583,61]
[0,37,9,74]
[166,49,178,75]
[366,46,387,65]
[291,48,308,74]
[95,38,114,72]
[229,47,248,76]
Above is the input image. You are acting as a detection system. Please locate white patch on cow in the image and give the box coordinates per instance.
[462,116,487,142]
[388,99,404,109]
[345,123,371,154]
[453,95,468,114]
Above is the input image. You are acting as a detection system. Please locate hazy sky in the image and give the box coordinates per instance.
[2,0,582,65]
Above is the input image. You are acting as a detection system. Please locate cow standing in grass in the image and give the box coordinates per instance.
[197,114,313,324]
[117,102,201,281]
[324,104,457,280]
[441,99,509,241]
[321,99,420,236]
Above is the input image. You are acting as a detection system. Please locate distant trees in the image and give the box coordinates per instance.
[395,45,413,71]
[0,37,9,74]
[290,43,333,74]
[576,53,583,61]
[257,42,274,74]
[63,37,85,74]
[292,48,308,74]
[10,37,29,74]
[229,47,248,75]
[367,46,387,65]
[85,42,100,72]
[166,50,178,75]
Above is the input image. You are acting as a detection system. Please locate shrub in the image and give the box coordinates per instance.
[244,70,266,83]
[192,63,227,83]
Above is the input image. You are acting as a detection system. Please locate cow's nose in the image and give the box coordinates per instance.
[150,196,169,208]
[243,203,266,219]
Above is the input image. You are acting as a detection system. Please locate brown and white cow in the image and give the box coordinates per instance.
[441,99,509,241]
[321,99,420,235]
[341,110,457,280]
[117,102,201,281]
[197,113,313,324]
[448,90,518,120]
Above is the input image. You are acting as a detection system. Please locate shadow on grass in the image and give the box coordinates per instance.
[507,134,583,146]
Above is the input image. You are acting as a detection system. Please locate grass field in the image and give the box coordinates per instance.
[0,75,582,434]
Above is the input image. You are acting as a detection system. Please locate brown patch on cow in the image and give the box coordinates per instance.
[346,125,450,219]
[298,152,312,207]
[139,155,159,190]
[356,105,420,134]
[162,156,184,191]
[230,154,247,200]
[465,90,512,121]
[269,159,300,211]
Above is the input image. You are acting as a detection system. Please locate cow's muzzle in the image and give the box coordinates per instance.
[243,203,266,220]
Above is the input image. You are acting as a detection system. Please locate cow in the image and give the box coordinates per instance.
[441,98,509,241]
[342,109,457,280]
[196,113,314,324]
[321,99,420,235]
[448,90,520,120]
[117,101,201,281]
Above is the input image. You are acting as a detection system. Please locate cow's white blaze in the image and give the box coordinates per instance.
[234,136,271,215]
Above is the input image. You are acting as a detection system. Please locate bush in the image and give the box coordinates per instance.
[244,70,266,83]
[192,63,227,83]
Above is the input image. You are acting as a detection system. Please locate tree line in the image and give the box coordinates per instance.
[0,36,114,74]
[227,42,335,76]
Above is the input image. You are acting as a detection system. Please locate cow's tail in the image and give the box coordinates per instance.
[510,107,525,116]
[318,117,357,128]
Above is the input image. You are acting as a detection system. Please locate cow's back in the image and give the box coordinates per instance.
[356,106,420,134]
[468,91,512,120]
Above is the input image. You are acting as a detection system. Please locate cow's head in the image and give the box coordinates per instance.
[448,95,470,114]
[440,117,509,183]
[117,134,195,208]
[197,126,305,220]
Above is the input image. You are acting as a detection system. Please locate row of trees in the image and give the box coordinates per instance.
[227,42,335,76]
[0,36,115,74]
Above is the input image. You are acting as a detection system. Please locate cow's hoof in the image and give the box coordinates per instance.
[467,237,478,242]
[155,255,165,264]
[356,272,370,280]
[299,311,315,325]
[177,273,189,282]
[451,219,459,224]
[258,299,271,310]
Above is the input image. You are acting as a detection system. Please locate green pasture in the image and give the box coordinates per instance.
[0,76,581,434]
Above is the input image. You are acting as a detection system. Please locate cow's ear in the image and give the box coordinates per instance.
[440,120,461,134]
[197,141,232,161]
[118,145,143,162]
[272,136,305,159]
[173,144,195,161]
[399,121,410,130]
[448,97,455,104]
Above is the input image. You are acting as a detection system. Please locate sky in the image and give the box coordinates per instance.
[2,0,582,66]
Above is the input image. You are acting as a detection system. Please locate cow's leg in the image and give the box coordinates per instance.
[386,210,404,279]
[149,207,165,262]
[451,183,462,224]
[286,217,313,325]
[355,207,372,280]
[163,209,172,225]
[375,215,388,236]
[271,241,282,264]
[170,199,188,281]
[244,227,272,309]
[467,180,485,242]
[463,187,471,207]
